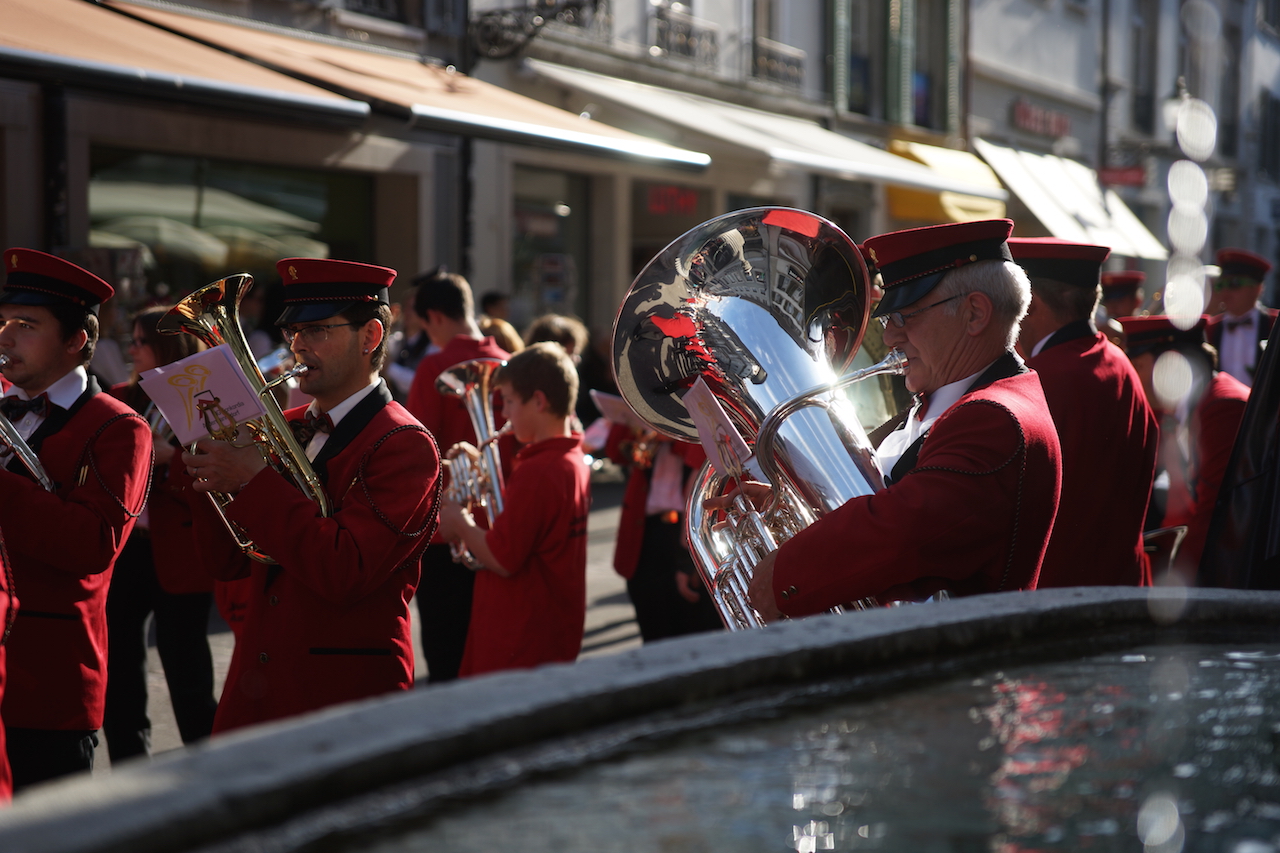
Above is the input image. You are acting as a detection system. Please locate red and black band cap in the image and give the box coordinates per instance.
[2,248,114,315]
[275,257,395,325]
[1101,270,1145,298]
[1008,237,1110,289]
[864,219,1015,317]
[1215,248,1272,282]
[1117,314,1208,358]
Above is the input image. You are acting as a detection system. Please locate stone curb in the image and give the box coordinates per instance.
[0,586,1276,853]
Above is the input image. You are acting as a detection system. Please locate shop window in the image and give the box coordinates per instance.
[512,166,591,324]
[847,0,885,117]
[88,148,374,313]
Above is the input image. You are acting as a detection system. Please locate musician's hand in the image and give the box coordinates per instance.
[183,438,266,494]
[436,500,472,541]
[675,569,702,603]
[702,480,772,516]
[446,441,480,462]
[747,550,784,622]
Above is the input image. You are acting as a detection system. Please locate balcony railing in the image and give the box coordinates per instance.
[648,2,719,70]
[751,36,804,88]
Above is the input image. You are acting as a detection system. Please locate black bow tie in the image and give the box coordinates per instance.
[1226,315,1255,331]
[0,394,50,421]
[291,410,333,446]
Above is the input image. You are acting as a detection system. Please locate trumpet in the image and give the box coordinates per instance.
[159,273,331,564]
[0,354,55,492]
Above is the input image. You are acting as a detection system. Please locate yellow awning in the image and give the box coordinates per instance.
[886,140,1008,223]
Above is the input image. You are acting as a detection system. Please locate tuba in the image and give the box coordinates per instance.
[0,356,55,492]
[159,273,331,564]
[611,208,905,630]
[435,357,509,570]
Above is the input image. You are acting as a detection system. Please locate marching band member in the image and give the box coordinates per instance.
[104,305,217,760]
[183,258,441,733]
[1205,248,1276,387]
[436,342,591,676]
[738,220,1062,619]
[1010,239,1159,586]
[0,249,151,789]
[405,271,511,683]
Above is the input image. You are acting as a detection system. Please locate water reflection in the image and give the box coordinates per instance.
[361,644,1280,852]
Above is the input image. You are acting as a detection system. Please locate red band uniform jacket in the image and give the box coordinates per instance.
[0,528,16,801]
[193,383,441,732]
[1028,322,1159,586]
[772,354,1062,615]
[1161,371,1250,569]
[0,380,151,730]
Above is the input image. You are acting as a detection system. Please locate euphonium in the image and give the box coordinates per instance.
[435,357,508,570]
[159,273,331,564]
[611,207,904,630]
[0,355,55,492]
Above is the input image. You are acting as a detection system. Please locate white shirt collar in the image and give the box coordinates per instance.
[307,380,380,429]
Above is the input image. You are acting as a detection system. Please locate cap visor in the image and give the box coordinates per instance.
[276,302,346,325]
[871,270,947,317]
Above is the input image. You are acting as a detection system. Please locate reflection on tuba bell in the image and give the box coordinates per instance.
[159,273,331,564]
[435,358,508,570]
[611,208,905,630]
[0,355,55,492]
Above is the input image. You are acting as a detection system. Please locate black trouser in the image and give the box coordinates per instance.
[627,513,723,643]
[416,543,475,683]
[103,534,218,763]
[6,727,97,792]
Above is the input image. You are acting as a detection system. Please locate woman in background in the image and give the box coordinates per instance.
[104,305,218,762]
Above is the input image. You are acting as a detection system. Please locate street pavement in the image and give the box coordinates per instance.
[98,471,639,770]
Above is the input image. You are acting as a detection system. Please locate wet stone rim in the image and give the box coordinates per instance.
[1,586,1278,853]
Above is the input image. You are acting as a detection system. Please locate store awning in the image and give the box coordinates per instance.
[974,139,1168,261]
[105,2,710,170]
[885,140,1007,223]
[0,0,368,126]
[528,60,1009,199]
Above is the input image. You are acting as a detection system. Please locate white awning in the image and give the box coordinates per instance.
[974,139,1168,261]
[529,60,1008,200]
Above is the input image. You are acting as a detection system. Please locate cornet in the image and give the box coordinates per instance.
[0,354,55,492]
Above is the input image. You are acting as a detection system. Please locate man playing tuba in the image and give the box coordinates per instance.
[183,258,441,733]
[744,220,1062,619]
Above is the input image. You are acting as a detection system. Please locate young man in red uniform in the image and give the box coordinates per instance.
[742,220,1062,620]
[184,258,441,733]
[405,271,510,682]
[1118,315,1250,581]
[437,342,591,676]
[1100,270,1145,319]
[1010,238,1159,587]
[1205,248,1276,387]
[0,249,151,788]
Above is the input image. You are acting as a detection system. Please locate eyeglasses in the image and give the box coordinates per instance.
[877,293,967,329]
[128,337,148,348]
[281,323,359,345]
[1214,275,1257,291]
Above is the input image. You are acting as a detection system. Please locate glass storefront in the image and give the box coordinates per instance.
[512,165,591,327]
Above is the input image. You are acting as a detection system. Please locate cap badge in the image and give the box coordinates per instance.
[288,265,298,281]
[868,248,879,265]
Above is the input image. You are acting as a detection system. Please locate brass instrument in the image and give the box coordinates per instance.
[611,207,904,630]
[435,358,508,570]
[0,354,56,492]
[159,273,331,564]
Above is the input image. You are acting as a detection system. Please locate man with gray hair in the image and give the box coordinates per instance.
[744,219,1062,620]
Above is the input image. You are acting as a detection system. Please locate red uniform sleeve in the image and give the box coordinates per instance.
[223,425,441,603]
[484,462,553,578]
[1180,391,1248,565]
[773,399,1030,615]
[0,411,150,577]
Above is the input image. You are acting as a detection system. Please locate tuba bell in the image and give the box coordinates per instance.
[0,355,55,492]
[611,208,904,630]
[159,273,331,564]
[435,357,509,570]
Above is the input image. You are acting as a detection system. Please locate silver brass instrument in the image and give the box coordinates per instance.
[0,355,55,492]
[436,357,508,570]
[159,273,332,564]
[611,207,904,630]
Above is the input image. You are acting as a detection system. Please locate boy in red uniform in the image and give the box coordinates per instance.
[437,342,591,676]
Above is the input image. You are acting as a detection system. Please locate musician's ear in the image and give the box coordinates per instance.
[964,291,994,337]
